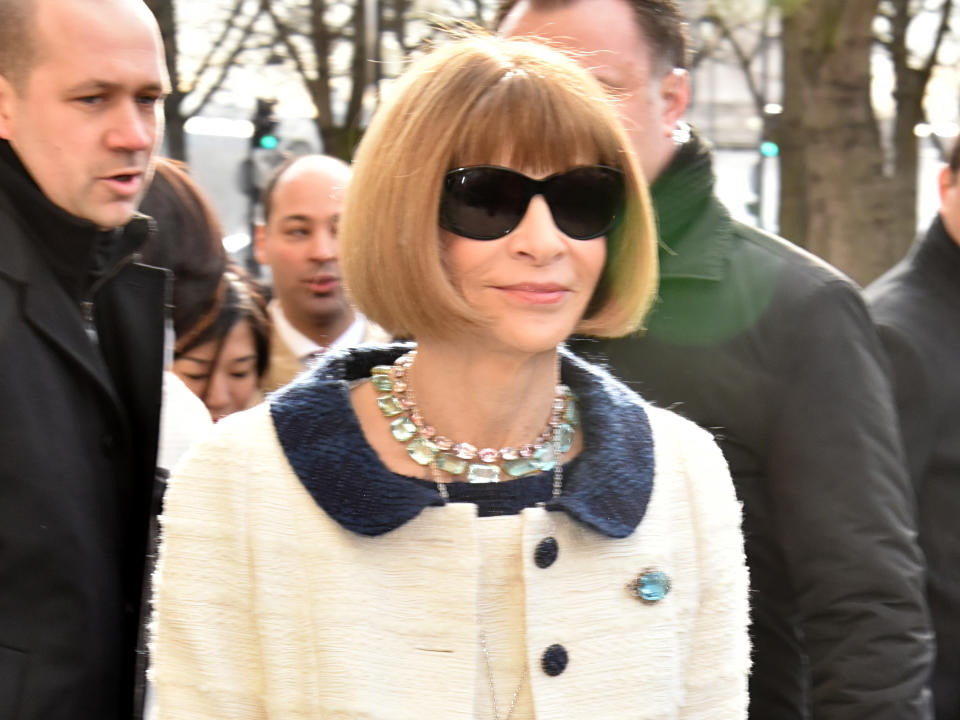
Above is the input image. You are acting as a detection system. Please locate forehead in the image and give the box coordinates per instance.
[271,161,350,220]
[28,0,165,90]
[500,0,653,80]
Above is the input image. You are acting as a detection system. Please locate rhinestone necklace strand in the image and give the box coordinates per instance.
[372,350,577,491]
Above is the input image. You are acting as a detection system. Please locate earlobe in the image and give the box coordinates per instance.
[659,69,691,137]
[0,75,16,140]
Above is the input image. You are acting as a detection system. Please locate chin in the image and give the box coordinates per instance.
[87,203,138,230]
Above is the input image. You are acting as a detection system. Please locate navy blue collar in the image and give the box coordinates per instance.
[269,344,655,538]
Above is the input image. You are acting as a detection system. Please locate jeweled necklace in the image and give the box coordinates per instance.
[371,350,578,499]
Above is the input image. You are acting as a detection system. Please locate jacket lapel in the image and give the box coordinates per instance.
[0,204,123,412]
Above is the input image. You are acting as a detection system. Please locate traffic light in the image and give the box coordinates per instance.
[760,107,781,158]
[251,98,278,150]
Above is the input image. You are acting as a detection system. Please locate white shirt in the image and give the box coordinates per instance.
[268,299,368,367]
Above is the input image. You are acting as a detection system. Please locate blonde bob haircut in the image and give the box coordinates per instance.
[341,32,658,339]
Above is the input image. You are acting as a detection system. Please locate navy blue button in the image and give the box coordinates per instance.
[534,537,558,568]
[541,644,568,676]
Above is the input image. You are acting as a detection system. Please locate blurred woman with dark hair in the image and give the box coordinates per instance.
[171,267,271,421]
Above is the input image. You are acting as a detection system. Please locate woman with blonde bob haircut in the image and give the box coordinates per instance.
[150,33,750,720]
[342,34,656,339]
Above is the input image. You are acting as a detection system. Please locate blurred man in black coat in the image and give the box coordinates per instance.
[867,139,960,719]
[0,0,169,717]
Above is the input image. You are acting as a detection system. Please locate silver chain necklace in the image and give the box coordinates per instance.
[479,629,528,720]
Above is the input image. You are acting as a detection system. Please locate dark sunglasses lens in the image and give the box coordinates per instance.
[439,168,531,240]
[546,167,625,240]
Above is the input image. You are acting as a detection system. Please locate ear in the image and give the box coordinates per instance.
[658,69,690,138]
[0,74,18,141]
[938,164,956,206]
[253,222,269,265]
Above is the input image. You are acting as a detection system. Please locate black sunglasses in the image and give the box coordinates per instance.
[439,165,625,241]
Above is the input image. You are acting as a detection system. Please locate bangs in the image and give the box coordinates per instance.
[450,66,626,173]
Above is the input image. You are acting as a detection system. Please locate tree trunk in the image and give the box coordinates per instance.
[779,0,909,286]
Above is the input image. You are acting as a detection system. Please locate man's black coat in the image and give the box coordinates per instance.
[0,141,167,719]
[867,215,960,719]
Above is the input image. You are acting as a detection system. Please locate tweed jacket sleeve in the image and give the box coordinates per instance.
[674,414,750,716]
[149,410,264,718]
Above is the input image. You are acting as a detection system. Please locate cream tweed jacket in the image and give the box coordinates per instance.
[150,346,750,719]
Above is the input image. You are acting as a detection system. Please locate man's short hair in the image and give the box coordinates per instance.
[495,0,689,72]
[341,33,659,340]
[0,0,37,90]
[949,138,960,175]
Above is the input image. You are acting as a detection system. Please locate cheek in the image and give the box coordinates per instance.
[172,368,204,398]
[231,375,259,404]
[583,241,607,287]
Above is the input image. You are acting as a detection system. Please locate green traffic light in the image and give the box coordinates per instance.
[259,135,279,150]
[760,141,779,158]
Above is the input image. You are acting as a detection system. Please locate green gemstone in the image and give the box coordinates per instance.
[407,437,438,465]
[390,417,417,442]
[554,422,575,453]
[534,444,557,471]
[436,452,468,476]
[503,456,539,478]
[467,463,501,483]
[377,395,404,417]
[372,375,393,392]
[371,364,392,375]
[564,397,579,427]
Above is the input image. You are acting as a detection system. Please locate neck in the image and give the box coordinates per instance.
[409,340,560,451]
[285,303,356,348]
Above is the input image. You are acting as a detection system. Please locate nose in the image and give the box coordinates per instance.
[105,100,155,153]
[307,226,338,262]
[507,195,566,264]
[203,371,231,420]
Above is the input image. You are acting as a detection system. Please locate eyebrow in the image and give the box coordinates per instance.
[180,356,212,366]
[280,214,313,224]
[65,80,166,95]
[230,355,258,365]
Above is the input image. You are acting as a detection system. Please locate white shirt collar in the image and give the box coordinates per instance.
[268,300,367,367]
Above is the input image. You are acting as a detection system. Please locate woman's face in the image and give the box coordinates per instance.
[173,320,260,422]
[441,166,607,355]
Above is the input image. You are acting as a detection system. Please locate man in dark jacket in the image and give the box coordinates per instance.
[866,140,960,719]
[500,0,934,717]
[0,0,169,718]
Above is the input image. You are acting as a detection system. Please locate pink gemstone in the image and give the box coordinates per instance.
[411,411,423,426]
[394,367,405,379]
[454,443,477,460]
[393,380,407,393]
[519,444,534,458]
[421,425,436,439]
[435,436,453,451]
[401,398,415,408]
[501,447,519,461]
[478,448,498,463]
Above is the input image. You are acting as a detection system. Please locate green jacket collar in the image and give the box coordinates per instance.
[650,130,735,282]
